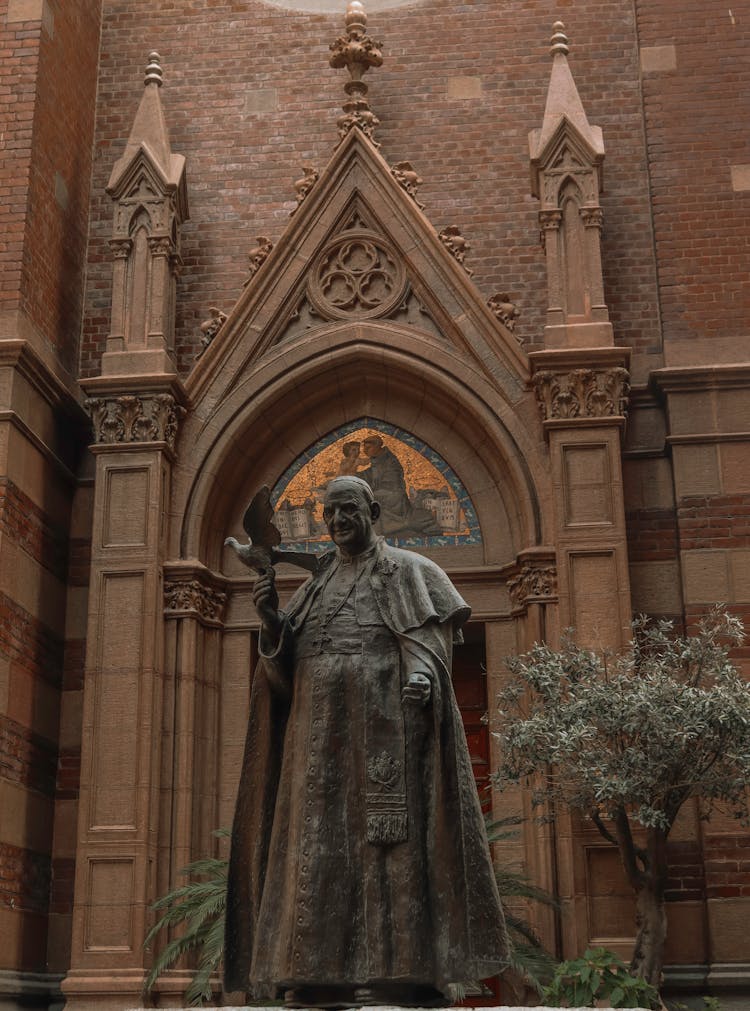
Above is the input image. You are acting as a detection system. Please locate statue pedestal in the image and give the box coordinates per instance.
[126,1005,655,1010]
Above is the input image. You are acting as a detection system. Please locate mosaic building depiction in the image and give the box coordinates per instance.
[1,1,750,1010]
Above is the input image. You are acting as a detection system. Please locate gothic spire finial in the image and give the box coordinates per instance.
[329,0,383,145]
[550,21,569,57]
[144,51,163,87]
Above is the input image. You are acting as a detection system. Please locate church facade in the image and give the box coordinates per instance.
[1,1,749,1009]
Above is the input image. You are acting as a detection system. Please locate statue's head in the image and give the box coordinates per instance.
[323,477,380,555]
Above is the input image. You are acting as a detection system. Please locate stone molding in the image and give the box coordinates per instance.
[86,392,184,451]
[651,363,750,394]
[163,577,227,626]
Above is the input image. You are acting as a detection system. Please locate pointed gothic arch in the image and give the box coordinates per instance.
[174,322,549,571]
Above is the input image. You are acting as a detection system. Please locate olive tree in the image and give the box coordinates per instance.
[493,608,750,988]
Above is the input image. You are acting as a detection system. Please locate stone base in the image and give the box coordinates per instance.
[125,1005,656,1011]
[0,971,65,1011]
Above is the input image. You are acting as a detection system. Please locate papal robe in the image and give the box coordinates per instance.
[225,539,508,996]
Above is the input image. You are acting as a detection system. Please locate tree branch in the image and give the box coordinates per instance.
[613,807,648,890]
[591,809,618,847]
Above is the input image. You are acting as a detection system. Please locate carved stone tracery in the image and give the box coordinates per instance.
[532,366,630,421]
[308,231,407,320]
[87,393,184,451]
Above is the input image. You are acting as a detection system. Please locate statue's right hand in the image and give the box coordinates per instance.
[253,569,282,640]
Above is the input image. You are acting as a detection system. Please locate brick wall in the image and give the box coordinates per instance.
[665,840,705,903]
[80,0,662,379]
[678,496,750,552]
[0,1,41,316]
[0,713,57,797]
[0,841,52,915]
[634,1,750,361]
[0,0,101,372]
[704,835,750,900]
[0,477,69,581]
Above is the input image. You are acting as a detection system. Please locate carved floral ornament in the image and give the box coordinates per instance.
[308,231,407,320]
[532,367,630,422]
[507,563,558,611]
[86,393,184,451]
[329,0,383,144]
[164,578,227,625]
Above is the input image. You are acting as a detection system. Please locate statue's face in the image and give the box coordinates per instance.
[323,485,375,554]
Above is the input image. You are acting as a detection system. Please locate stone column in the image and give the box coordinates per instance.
[61,383,185,1011]
[529,348,632,958]
[503,550,562,955]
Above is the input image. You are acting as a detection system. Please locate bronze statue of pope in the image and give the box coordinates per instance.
[225,476,507,1008]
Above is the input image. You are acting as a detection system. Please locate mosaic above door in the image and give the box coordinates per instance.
[271,419,482,551]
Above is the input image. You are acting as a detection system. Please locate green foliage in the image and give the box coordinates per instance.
[485,814,558,995]
[494,609,750,986]
[668,998,721,1011]
[143,829,228,1006]
[495,608,750,836]
[542,948,660,1008]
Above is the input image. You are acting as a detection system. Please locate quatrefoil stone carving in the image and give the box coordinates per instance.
[308,231,407,320]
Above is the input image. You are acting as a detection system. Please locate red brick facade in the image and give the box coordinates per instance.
[1,0,749,1007]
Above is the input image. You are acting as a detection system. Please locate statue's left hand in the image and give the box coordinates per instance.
[402,672,431,706]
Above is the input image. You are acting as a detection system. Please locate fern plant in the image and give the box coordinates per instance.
[485,813,559,998]
[143,829,229,1006]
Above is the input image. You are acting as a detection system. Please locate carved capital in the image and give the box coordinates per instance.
[147,235,173,257]
[164,578,227,625]
[581,206,604,229]
[507,563,558,611]
[532,366,630,422]
[110,237,133,260]
[86,392,184,451]
[539,208,562,230]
